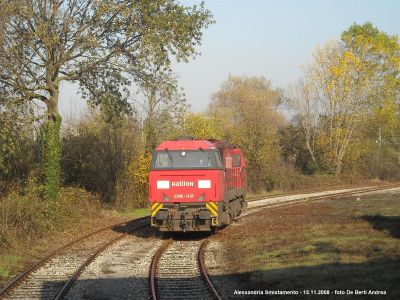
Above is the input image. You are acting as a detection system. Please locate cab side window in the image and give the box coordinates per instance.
[225,156,232,169]
[215,151,223,168]
[233,154,241,168]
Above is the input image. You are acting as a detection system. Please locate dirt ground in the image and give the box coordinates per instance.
[207,190,400,299]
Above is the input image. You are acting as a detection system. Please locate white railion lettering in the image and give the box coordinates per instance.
[171,181,194,187]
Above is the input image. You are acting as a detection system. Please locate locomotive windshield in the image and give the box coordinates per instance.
[151,150,223,170]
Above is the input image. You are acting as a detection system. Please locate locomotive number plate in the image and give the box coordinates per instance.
[174,194,194,199]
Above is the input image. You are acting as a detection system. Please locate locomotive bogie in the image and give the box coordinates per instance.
[151,202,215,232]
[151,196,247,232]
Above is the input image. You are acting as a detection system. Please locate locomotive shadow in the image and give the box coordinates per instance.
[39,258,400,299]
[111,217,232,240]
[161,231,213,241]
[359,214,400,239]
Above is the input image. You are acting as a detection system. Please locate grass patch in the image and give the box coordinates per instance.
[0,181,103,285]
[217,190,400,298]
[0,255,21,280]
[0,185,101,249]
[118,208,150,219]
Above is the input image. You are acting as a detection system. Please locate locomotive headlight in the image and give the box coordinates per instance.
[198,180,211,189]
[157,180,170,189]
[197,193,205,201]
[162,193,171,201]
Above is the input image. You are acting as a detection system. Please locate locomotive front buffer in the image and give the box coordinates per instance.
[151,202,221,232]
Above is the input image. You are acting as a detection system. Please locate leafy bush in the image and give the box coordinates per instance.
[0,100,39,191]
[0,179,101,249]
[262,170,347,193]
[115,154,152,209]
[61,112,142,203]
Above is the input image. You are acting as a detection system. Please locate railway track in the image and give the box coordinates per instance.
[246,182,400,202]
[0,217,150,300]
[1,184,398,299]
[146,185,400,300]
[241,183,400,218]
[150,238,222,300]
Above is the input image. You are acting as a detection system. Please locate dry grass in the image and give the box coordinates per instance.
[0,178,152,287]
[0,182,103,284]
[246,176,389,200]
[214,190,400,299]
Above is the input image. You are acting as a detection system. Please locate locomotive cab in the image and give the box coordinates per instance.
[149,138,246,232]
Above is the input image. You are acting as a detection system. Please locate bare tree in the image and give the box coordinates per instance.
[287,78,320,168]
[209,75,285,190]
[139,71,189,152]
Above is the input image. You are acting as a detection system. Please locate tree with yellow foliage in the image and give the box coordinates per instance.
[209,75,285,190]
[180,113,222,140]
[292,23,400,176]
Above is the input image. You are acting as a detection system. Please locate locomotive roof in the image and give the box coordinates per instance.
[156,138,237,151]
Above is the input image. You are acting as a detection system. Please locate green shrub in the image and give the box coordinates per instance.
[0,179,101,249]
[61,112,142,203]
[115,154,152,210]
[262,171,348,193]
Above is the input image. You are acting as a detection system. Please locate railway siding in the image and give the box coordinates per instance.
[247,185,400,209]
[2,229,118,300]
[207,188,400,299]
[64,235,162,300]
[0,218,150,300]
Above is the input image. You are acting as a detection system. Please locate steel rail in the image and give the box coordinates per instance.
[0,216,150,299]
[55,219,150,300]
[247,184,400,210]
[246,183,400,203]
[240,184,400,223]
[198,240,223,300]
[149,239,173,300]
[1,184,398,299]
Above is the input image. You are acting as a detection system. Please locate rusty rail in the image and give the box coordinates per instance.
[149,239,173,300]
[198,240,223,300]
[55,219,149,300]
[0,216,150,299]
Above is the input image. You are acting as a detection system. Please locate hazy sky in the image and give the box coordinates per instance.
[59,0,400,118]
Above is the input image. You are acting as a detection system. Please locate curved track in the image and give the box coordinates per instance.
[245,183,400,203]
[1,184,398,299]
[150,238,221,300]
[0,217,150,300]
[241,183,400,218]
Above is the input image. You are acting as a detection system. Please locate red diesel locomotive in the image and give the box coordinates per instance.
[149,137,247,232]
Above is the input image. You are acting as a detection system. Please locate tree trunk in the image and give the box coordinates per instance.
[305,136,318,165]
[43,88,62,201]
[334,160,342,176]
[145,88,158,152]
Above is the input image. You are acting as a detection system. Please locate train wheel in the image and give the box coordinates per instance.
[211,226,220,234]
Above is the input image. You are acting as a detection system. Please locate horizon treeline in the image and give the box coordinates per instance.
[1,21,399,209]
